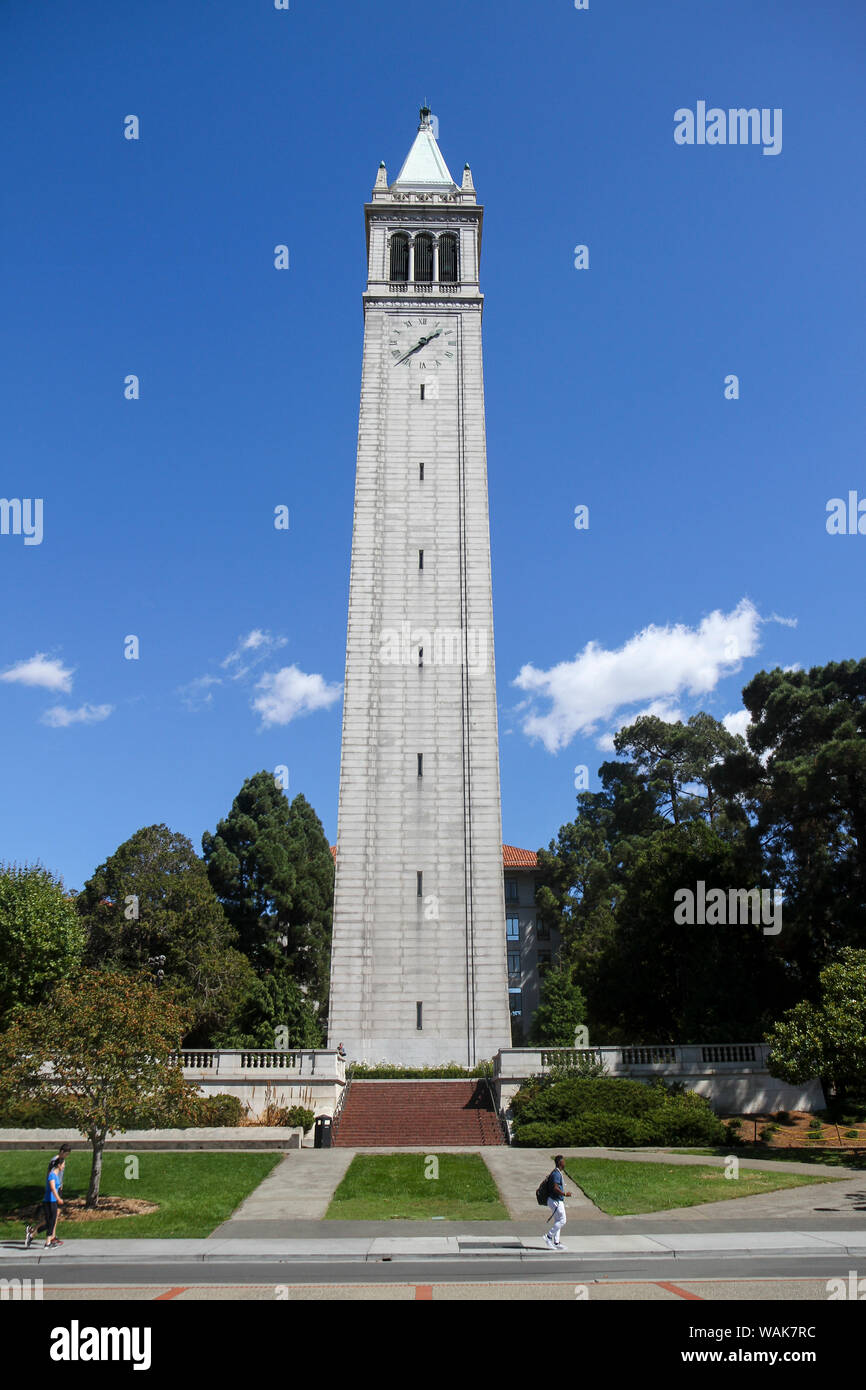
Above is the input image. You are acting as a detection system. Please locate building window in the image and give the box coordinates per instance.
[505,878,518,902]
[536,919,550,941]
[389,233,409,282]
[418,646,423,667]
[419,462,424,481]
[420,384,425,401]
[418,549,424,570]
[506,915,519,941]
[414,233,434,282]
[416,1001,423,1030]
[417,753,423,777]
[417,871,423,897]
[509,987,523,1018]
[439,233,459,283]
[507,951,521,977]
[537,950,551,976]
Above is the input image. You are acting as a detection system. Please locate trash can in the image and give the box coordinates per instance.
[314,1115,332,1149]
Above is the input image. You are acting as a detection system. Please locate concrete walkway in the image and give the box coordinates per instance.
[3,1229,866,1266]
[215,1149,356,1229]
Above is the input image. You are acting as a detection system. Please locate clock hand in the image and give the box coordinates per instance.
[394,341,425,365]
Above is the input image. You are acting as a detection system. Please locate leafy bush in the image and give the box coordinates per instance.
[283,1105,315,1133]
[193,1093,245,1127]
[0,1096,71,1128]
[845,1130,859,1139]
[774,1111,793,1126]
[509,1076,726,1148]
[347,1062,487,1079]
[759,1126,777,1143]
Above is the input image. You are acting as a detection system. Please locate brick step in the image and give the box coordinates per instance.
[333,1079,505,1147]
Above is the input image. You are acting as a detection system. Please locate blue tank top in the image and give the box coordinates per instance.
[44,1166,63,1202]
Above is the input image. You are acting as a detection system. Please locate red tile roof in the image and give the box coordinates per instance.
[330,844,537,868]
[502,845,538,868]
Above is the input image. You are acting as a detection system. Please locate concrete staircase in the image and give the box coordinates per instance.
[333,1080,506,1147]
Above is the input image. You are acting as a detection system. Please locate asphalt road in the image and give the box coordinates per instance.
[2,1251,862,1287]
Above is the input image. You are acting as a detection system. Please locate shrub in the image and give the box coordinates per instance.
[194,1093,245,1127]
[845,1130,860,1139]
[0,1096,71,1128]
[283,1105,315,1133]
[774,1111,793,1126]
[509,1076,726,1148]
[759,1126,777,1143]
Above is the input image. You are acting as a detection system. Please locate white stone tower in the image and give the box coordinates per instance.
[328,109,510,1065]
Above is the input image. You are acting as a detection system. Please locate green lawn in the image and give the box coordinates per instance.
[0,1151,281,1238]
[326,1153,509,1220]
[565,1159,838,1214]
[669,1146,866,1170]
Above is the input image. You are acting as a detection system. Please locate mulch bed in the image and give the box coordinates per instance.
[729,1110,866,1150]
[14,1197,159,1222]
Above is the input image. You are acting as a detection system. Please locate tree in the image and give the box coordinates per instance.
[765,948,866,1103]
[528,966,587,1046]
[0,969,199,1205]
[213,959,323,1048]
[718,660,866,995]
[202,775,333,1012]
[77,825,255,1043]
[0,863,85,1028]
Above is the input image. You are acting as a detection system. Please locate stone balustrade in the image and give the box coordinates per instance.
[493,1045,825,1114]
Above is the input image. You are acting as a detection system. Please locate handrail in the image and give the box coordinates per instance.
[484,1075,510,1145]
[330,1072,352,1142]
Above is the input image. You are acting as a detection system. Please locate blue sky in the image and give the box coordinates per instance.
[1,0,864,891]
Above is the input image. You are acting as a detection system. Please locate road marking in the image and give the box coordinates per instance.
[154,1286,188,1300]
[414,1285,433,1300]
[655,1281,703,1300]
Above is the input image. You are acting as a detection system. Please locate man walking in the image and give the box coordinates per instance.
[544,1154,571,1250]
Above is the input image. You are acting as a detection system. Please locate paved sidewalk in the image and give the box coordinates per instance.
[3,1229,866,1266]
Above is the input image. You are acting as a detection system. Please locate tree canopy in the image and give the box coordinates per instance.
[77,824,255,1043]
[535,677,866,1044]
[0,862,85,1028]
[202,774,333,1029]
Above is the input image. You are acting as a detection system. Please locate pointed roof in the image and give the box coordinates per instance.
[393,106,456,189]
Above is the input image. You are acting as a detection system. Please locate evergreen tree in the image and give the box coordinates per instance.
[77,824,254,1043]
[202,773,333,1026]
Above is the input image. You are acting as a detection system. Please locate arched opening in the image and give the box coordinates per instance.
[414,233,434,283]
[438,233,459,283]
[389,233,409,282]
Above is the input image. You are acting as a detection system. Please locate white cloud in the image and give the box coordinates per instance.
[513,599,763,753]
[1,654,74,693]
[252,665,342,727]
[722,709,752,739]
[222,629,288,678]
[41,703,113,728]
[178,674,222,710]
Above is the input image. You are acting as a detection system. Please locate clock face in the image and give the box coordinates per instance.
[388,317,457,371]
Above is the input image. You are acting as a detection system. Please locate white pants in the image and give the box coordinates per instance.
[547,1197,566,1243]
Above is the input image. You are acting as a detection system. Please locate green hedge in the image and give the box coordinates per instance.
[0,1092,246,1130]
[347,1061,493,1079]
[510,1077,727,1148]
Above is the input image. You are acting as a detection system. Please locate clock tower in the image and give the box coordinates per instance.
[328,109,511,1065]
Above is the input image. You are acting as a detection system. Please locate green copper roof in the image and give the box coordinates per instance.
[393,110,455,188]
